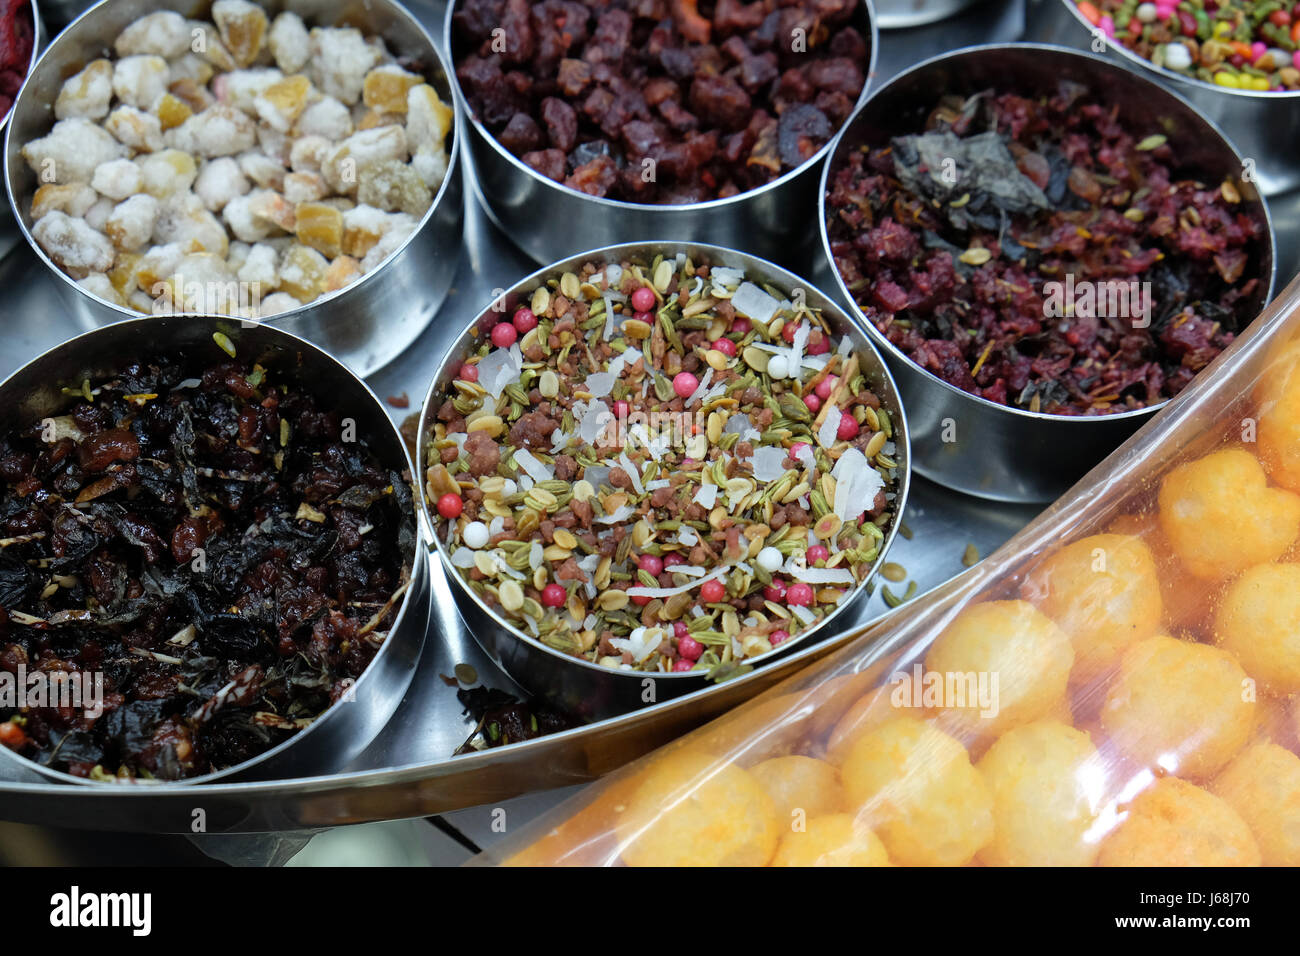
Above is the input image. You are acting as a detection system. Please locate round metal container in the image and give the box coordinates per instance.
[0,314,428,786]
[875,0,985,29]
[3,0,463,377]
[1028,0,1300,197]
[443,0,878,271]
[417,240,911,722]
[817,42,1276,503]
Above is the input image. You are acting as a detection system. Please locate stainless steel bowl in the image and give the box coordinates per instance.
[0,314,428,786]
[443,0,877,271]
[875,0,985,29]
[417,240,911,721]
[817,42,1277,503]
[0,0,44,260]
[3,0,463,377]
[1027,0,1300,197]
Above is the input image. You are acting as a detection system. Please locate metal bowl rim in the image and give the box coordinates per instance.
[416,238,912,683]
[0,0,43,137]
[0,312,425,787]
[817,39,1279,425]
[1057,0,1300,100]
[441,0,880,215]
[2,0,462,326]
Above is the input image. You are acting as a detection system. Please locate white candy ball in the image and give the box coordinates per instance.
[757,546,783,572]
[1163,42,1192,71]
[1136,2,1157,22]
[463,521,490,549]
[767,355,789,379]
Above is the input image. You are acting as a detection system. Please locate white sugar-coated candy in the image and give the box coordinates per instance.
[766,354,789,380]
[463,521,490,550]
[1163,43,1192,71]
[757,547,783,573]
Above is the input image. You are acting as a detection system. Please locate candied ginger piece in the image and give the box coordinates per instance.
[55,60,113,121]
[294,201,343,257]
[137,149,198,198]
[406,84,453,153]
[255,74,312,132]
[268,12,310,73]
[31,183,97,220]
[156,93,193,131]
[23,119,127,185]
[115,12,191,58]
[296,96,352,141]
[194,157,249,211]
[212,0,269,68]
[32,211,116,275]
[363,65,423,114]
[77,273,128,307]
[308,28,381,105]
[283,171,327,204]
[257,291,302,316]
[153,192,229,256]
[278,242,329,302]
[113,55,170,110]
[322,255,362,293]
[92,159,143,201]
[356,158,432,217]
[165,104,256,157]
[237,242,279,290]
[105,106,164,152]
[105,194,160,252]
[322,125,408,193]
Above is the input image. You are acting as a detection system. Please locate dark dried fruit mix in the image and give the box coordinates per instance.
[0,343,414,780]
[453,0,867,204]
[825,83,1265,415]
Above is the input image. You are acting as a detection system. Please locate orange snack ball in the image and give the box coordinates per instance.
[1100,634,1254,779]
[771,813,891,867]
[1210,743,1300,866]
[749,755,846,823]
[1021,534,1162,685]
[615,751,779,867]
[976,721,1103,867]
[1256,336,1300,493]
[840,716,993,866]
[1157,448,1300,579]
[1214,563,1300,695]
[924,600,1073,738]
[825,685,911,764]
[1097,777,1260,867]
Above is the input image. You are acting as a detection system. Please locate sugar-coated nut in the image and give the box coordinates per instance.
[153,193,229,257]
[1097,777,1260,867]
[1021,533,1162,685]
[194,156,250,211]
[105,106,164,152]
[840,717,993,866]
[268,12,310,73]
[112,56,169,110]
[254,74,312,132]
[77,273,128,308]
[277,242,329,302]
[114,11,191,59]
[236,242,279,290]
[165,103,257,157]
[976,721,1101,866]
[1210,743,1300,866]
[322,125,409,194]
[406,84,453,154]
[212,0,269,68]
[770,813,891,867]
[307,27,381,105]
[23,118,127,185]
[363,65,423,114]
[30,183,98,220]
[356,159,431,217]
[104,194,160,252]
[1158,448,1300,579]
[32,211,116,275]
[1214,562,1300,694]
[55,60,114,121]
[294,202,343,257]
[924,600,1074,738]
[257,291,302,316]
[296,96,353,141]
[236,150,285,190]
[616,752,780,867]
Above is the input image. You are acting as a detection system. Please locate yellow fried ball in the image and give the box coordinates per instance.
[1214,562,1300,695]
[1256,336,1300,493]
[615,751,779,867]
[1100,634,1254,779]
[1097,777,1261,867]
[923,600,1074,738]
[976,721,1103,867]
[749,756,846,824]
[771,813,891,867]
[1157,448,1300,579]
[825,685,912,764]
[1210,742,1300,866]
[840,716,993,866]
[1021,534,1162,685]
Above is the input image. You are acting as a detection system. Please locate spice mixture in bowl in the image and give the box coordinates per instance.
[420,243,908,700]
[0,317,419,783]
[825,68,1266,415]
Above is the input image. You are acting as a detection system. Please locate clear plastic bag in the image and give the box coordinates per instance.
[472,274,1300,867]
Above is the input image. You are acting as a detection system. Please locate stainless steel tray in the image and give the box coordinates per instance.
[0,0,1294,834]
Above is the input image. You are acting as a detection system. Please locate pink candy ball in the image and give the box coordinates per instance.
[672,372,699,398]
[490,322,518,348]
[630,286,656,312]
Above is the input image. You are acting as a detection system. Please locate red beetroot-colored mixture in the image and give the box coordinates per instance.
[0,0,33,121]
[452,0,867,204]
[825,83,1265,416]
